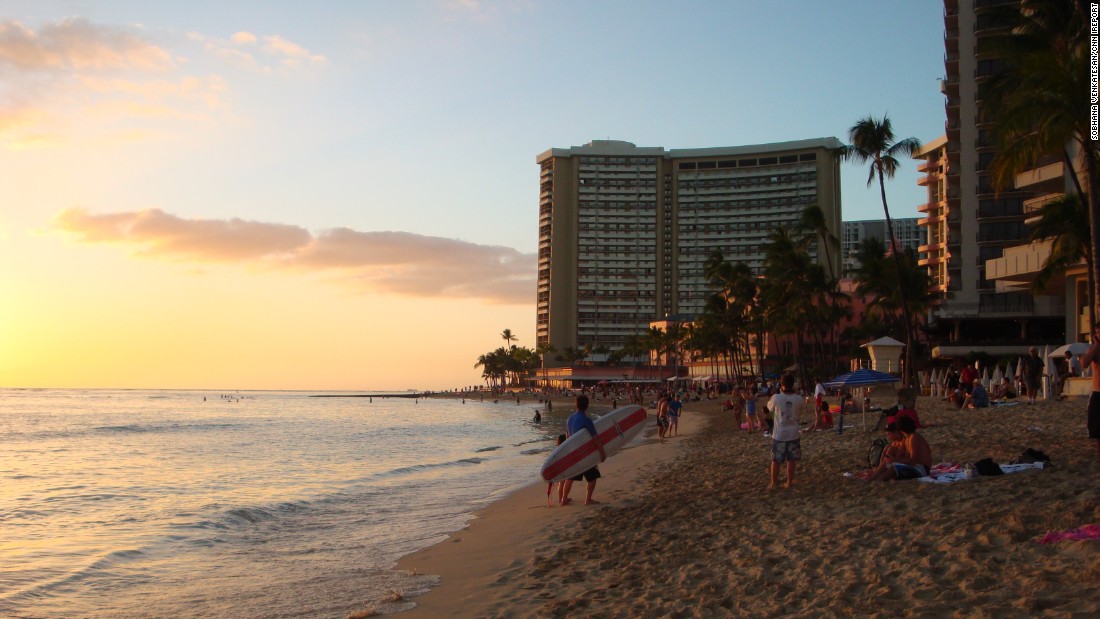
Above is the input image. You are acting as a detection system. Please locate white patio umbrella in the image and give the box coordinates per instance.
[929,368,940,397]
[1043,345,1055,399]
[981,367,991,389]
[1049,342,1089,358]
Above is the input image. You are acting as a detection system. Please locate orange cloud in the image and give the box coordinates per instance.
[0,18,173,72]
[52,208,535,304]
[0,18,218,148]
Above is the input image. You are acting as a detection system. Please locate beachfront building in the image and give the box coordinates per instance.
[984,154,1093,345]
[536,138,843,368]
[840,218,923,275]
[914,0,1065,359]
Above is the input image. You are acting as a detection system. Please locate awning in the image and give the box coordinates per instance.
[692,375,712,382]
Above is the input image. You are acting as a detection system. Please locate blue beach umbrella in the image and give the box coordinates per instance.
[823,368,901,389]
[824,368,901,432]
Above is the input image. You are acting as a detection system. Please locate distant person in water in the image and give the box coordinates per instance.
[559,395,607,505]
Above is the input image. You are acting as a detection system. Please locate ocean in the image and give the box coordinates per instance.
[0,388,564,618]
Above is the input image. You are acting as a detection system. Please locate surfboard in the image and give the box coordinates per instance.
[540,405,648,482]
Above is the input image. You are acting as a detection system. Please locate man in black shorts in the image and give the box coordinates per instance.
[1080,325,1100,463]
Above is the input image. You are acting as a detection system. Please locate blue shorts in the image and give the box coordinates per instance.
[771,439,801,463]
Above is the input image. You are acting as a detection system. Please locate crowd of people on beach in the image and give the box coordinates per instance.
[484,324,1100,507]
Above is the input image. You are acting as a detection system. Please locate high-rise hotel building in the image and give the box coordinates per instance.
[536,138,842,366]
[913,0,1065,352]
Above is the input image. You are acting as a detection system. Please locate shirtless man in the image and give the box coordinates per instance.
[1079,324,1100,462]
[656,392,670,440]
[868,416,931,481]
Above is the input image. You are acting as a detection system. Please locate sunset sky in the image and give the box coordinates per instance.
[1,1,946,390]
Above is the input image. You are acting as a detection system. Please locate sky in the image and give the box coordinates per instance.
[0,0,949,390]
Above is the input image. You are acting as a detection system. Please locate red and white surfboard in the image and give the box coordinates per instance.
[540,405,648,482]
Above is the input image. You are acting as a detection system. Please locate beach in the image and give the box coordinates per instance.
[396,391,1100,618]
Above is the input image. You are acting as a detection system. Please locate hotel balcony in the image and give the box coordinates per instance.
[1023,192,1066,216]
[1014,161,1065,192]
[983,240,1070,296]
[918,213,943,227]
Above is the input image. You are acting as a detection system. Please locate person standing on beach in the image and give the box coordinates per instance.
[744,388,759,433]
[656,393,670,440]
[560,395,607,505]
[1079,325,1100,462]
[1024,347,1044,404]
[766,373,804,489]
[668,394,683,436]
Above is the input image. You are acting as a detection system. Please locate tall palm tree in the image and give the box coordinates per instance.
[795,204,840,280]
[841,115,921,386]
[852,238,934,342]
[535,342,556,389]
[980,0,1098,329]
[501,328,516,351]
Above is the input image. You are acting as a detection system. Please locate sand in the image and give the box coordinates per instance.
[389,392,1100,618]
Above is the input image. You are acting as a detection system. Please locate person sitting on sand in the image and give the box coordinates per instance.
[879,387,921,430]
[767,373,804,489]
[868,416,931,481]
[991,375,1016,400]
[559,396,607,506]
[865,422,906,480]
[962,379,990,409]
[809,399,833,431]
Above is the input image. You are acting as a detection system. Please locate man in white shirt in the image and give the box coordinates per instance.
[767,373,805,490]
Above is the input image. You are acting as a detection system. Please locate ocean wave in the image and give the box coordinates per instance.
[183,500,315,533]
[474,446,501,453]
[93,422,243,434]
[383,457,485,478]
[0,547,147,604]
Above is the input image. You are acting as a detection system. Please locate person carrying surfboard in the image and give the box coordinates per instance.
[560,395,607,506]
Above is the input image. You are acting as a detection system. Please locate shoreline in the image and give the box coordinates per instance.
[388,391,1099,618]
[394,395,703,618]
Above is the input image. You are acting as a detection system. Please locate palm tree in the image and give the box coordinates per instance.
[501,328,516,351]
[644,326,667,381]
[535,342,556,389]
[852,238,935,361]
[841,115,921,386]
[980,0,1098,329]
[795,204,840,280]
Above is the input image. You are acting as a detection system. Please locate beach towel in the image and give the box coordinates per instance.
[917,461,1045,484]
[1037,524,1100,544]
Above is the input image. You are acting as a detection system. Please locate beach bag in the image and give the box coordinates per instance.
[868,438,888,468]
[974,458,1004,476]
[1010,448,1051,465]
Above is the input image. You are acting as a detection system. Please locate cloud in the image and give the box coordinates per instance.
[0,18,219,148]
[0,18,174,72]
[53,208,535,305]
[200,31,325,73]
[230,31,257,45]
